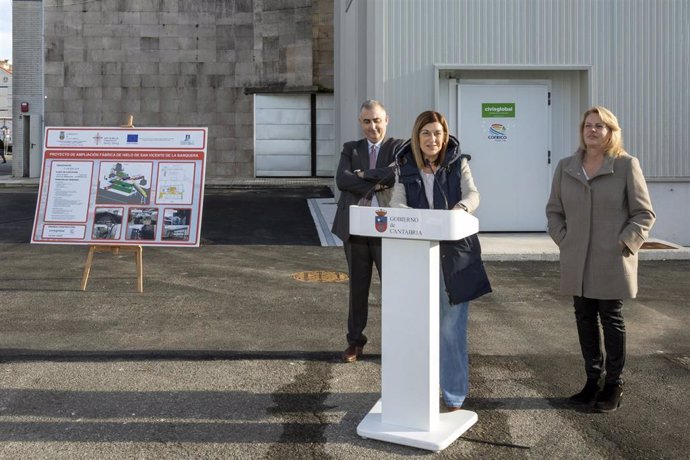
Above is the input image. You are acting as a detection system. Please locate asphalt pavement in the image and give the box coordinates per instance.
[0,185,688,459]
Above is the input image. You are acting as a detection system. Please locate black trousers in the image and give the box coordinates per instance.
[344,235,382,347]
[573,296,626,385]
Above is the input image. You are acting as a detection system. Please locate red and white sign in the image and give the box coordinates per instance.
[32,127,208,247]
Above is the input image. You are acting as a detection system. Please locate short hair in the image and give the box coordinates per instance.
[410,111,450,169]
[359,99,387,114]
[579,106,625,157]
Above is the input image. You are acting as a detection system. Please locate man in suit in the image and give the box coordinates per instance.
[332,100,402,363]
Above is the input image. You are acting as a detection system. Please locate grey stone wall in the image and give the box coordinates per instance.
[44,0,334,178]
[312,0,333,90]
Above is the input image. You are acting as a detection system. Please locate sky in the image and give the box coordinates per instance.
[0,0,11,63]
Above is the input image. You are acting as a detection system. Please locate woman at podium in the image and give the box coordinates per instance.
[390,110,492,412]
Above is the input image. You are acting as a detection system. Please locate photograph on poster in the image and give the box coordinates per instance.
[97,162,153,205]
[92,207,124,240]
[162,208,192,241]
[156,162,195,204]
[126,208,159,240]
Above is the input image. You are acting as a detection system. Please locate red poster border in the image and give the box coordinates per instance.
[32,127,207,247]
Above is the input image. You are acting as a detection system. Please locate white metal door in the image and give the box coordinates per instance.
[458,82,550,231]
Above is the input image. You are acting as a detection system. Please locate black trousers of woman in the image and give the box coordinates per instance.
[573,296,626,385]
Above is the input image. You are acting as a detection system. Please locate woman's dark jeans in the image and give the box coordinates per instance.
[573,296,625,385]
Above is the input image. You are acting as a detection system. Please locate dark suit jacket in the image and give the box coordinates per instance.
[331,137,402,242]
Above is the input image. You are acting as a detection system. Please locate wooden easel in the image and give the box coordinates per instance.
[121,114,135,128]
[80,245,144,293]
[81,115,144,292]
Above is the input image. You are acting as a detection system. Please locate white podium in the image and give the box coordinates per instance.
[349,205,479,451]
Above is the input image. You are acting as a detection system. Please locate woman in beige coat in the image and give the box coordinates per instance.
[546,106,655,412]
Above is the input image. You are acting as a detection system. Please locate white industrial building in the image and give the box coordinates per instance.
[335,0,690,245]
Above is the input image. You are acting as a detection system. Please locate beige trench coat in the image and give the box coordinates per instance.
[546,150,655,299]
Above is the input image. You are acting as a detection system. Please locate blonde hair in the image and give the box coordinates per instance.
[579,106,625,156]
[411,111,450,169]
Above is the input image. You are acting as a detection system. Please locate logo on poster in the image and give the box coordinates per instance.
[181,134,194,145]
[59,131,65,140]
[127,134,139,144]
[488,123,508,141]
[93,133,103,145]
[374,209,388,233]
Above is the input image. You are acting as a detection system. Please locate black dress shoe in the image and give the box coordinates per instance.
[593,383,623,413]
[569,378,602,404]
[341,345,363,363]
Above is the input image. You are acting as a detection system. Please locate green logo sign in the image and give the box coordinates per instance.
[482,103,515,118]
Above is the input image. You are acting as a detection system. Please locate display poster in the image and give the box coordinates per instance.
[32,127,207,247]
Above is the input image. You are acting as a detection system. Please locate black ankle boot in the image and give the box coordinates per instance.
[569,378,601,404]
[593,383,623,412]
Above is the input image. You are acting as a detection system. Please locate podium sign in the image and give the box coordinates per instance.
[349,206,478,241]
[349,206,479,451]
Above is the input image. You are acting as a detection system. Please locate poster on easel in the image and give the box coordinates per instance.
[31,127,208,247]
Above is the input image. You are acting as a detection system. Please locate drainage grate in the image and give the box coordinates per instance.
[292,271,349,283]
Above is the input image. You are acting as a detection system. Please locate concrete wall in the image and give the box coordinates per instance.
[648,183,690,246]
[311,0,333,90]
[12,0,44,178]
[42,0,334,179]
